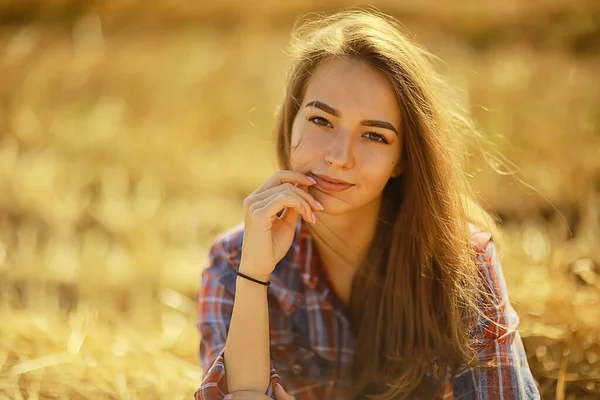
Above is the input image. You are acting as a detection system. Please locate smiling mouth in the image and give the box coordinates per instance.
[309,173,354,193]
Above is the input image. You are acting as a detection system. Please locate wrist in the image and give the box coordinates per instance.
[238,264,271,282]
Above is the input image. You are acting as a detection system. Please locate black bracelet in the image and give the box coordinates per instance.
[236,271,271,286]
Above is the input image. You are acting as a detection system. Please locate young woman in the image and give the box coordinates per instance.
[194,9,540,400]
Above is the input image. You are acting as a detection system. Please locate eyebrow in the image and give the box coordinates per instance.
[305,100,399,136]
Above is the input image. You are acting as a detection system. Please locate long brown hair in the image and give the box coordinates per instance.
[275,8,506,399]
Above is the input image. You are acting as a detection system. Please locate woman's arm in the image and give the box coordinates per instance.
[195,238,282,400]
[222,170,319,393]
[224,261,272,393]
[197,170,320,398]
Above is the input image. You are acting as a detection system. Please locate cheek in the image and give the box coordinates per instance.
[356,148,398,181]
[290,122,323,164]
[289,119,304,167]
[290,120,302,148]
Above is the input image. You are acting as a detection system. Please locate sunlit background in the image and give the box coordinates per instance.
[0,0,599,398]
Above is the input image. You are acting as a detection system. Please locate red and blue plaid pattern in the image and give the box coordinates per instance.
[194,218,540,399]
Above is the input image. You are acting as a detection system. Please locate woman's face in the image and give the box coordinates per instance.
[290,57,404,214]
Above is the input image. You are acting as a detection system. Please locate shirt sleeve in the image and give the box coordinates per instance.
[194,238,282,400]
[451,232,541,400]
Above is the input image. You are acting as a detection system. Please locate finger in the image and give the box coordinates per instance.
[256,169,317,193]
[293,182,322,210]
[253,183,322,213]
[256,192,315,225]
[295,183,309,193]
[246,185,314,223]
[251,191,315,225]
[254,192,314,225]
[279,205,300,229]
[274,383,295,400]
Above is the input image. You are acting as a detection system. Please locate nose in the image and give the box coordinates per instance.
[324,130,353,169]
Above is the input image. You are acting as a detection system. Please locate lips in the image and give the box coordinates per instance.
[310,173,354,193]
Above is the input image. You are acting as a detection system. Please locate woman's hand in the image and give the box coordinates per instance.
[240,170,323,280]
[223,383,296,399]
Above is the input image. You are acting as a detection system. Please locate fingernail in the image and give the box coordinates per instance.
[224,395,233,400]
[307,176,317,184]
[315,201,324,211]
[312,212,316,224]
[300,205,305,214]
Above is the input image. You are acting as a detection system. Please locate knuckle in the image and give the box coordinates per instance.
[295,186,308,196]
[289,184,302,193]
[301,192,312,201]
[243,197,251,209]
[276,192,289,201]
[288,189,302,198]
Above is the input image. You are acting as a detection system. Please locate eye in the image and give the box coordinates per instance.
[364,132,389,144]
[307,116,331,127]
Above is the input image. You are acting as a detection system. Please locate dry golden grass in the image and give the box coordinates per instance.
[0,2,599,398]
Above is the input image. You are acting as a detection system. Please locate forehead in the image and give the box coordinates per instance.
[303,57,401,125]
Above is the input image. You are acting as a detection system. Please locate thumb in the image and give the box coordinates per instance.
[274,383,295,400]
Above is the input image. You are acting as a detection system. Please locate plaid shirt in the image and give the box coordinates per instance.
[194,217,540,400]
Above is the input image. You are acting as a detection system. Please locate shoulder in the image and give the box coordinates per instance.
[467,222,504,295]
[467,222,492,250]
[465,226,521,347]
[466,223,513,314]
[467,222,496,269]
[207,222,245,268]
[202,222,246,291]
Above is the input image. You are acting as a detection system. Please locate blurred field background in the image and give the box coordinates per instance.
[0,0,599,398]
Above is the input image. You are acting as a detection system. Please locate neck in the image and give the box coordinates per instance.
[308,196,382,271]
